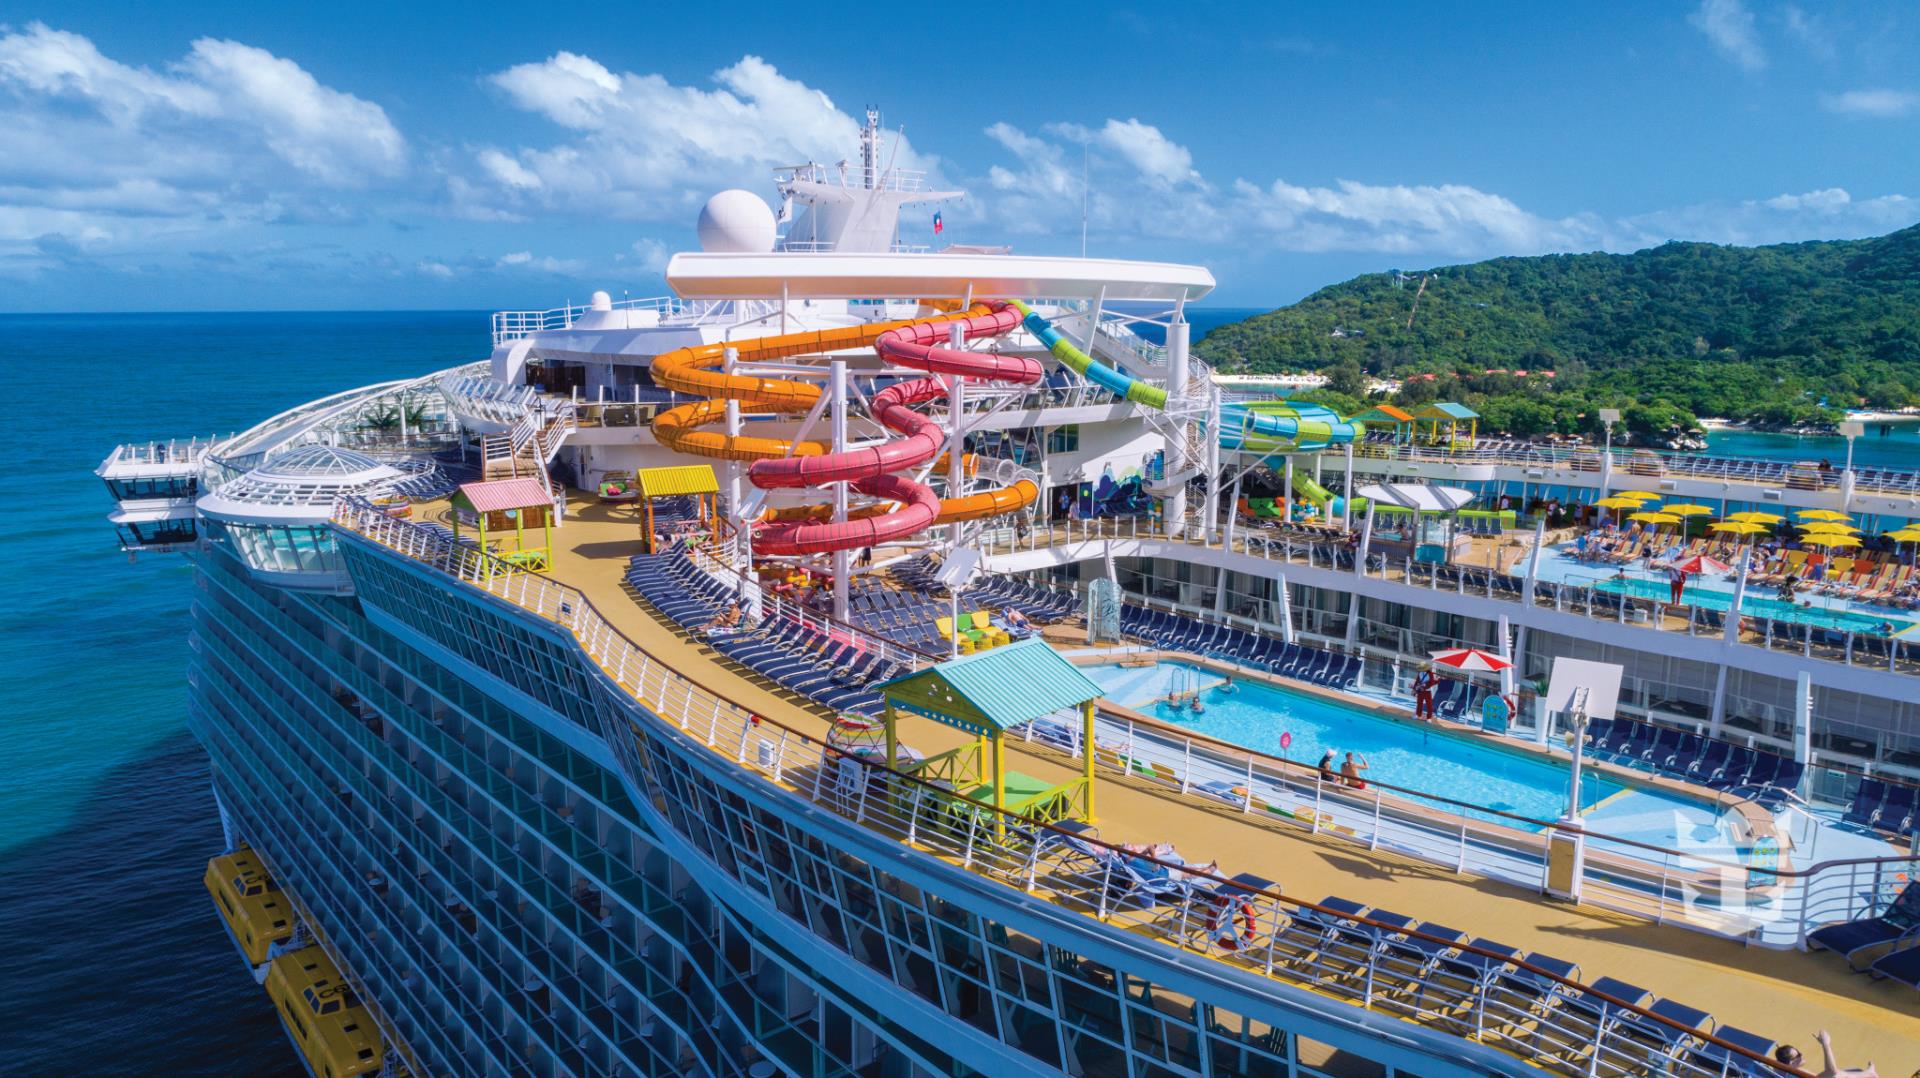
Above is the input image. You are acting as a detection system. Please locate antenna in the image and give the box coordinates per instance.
[1080,141,1090,258]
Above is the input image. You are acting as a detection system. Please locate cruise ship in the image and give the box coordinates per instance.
[100,114,1920,1076]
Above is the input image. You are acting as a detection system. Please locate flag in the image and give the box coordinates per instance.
[932,211,943,234]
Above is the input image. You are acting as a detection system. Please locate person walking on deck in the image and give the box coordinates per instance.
[1412,666,1438,721]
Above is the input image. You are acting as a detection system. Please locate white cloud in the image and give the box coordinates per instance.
[470,53,938,221]
[415,259,455,278]
[1689,0,1766,71]
[1780,5,1834,59]
[1823,89,1920,118]
[973,116,1920,263]
[628,238,668,273]
[1619,188,1918,247]
[495,250,582,274]
[0,23,406,273]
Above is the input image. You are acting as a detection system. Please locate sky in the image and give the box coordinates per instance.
[1,0,1917,311]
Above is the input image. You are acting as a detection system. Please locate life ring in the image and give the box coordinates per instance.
[1206,896,1260,951]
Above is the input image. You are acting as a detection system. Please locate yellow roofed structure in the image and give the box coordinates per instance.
[635,464,719,552]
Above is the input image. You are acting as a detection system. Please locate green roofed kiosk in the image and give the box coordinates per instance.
[877,638,1106,831]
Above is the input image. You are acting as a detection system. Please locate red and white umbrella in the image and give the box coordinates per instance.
[1668,554,1730,576]
[1428,647,1513,672]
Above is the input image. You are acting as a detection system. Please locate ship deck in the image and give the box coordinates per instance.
[416,491,1920,1068]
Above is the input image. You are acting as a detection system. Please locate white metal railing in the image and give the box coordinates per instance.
[327,497,1831,1077]
[975,517,1920,677]
[774,162,929,192]
[489,297,771,346]
[98,437,224,474]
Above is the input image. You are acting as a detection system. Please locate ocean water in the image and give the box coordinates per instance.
[1706,425,1920,471]
[0,311,483,1074]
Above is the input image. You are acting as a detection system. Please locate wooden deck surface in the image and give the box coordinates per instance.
[450,491,1920,1069]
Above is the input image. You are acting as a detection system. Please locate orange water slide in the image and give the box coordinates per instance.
[648,306,1039,537]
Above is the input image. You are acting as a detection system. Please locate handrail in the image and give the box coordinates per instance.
[328,496,1813,1076]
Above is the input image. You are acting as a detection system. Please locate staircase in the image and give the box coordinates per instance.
[479,401,577,494]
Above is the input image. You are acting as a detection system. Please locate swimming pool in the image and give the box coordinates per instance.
[1086,660,1739,850]
[1590,576,1913,635]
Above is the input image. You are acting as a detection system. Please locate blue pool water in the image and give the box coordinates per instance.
[1591,575,1913,635]
[1087,661,1735,847]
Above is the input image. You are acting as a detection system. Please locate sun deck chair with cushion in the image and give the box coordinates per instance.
[1282,897,1378,979]
[1683,1026,1782,1077]
[1183,872,1282,955]
[1807,879,1920,968]
[1867,941,1920,988]
[969,610,1010,647]
[1612,995,1716,1071]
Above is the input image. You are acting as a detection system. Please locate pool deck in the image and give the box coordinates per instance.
[419,492,1920,1068]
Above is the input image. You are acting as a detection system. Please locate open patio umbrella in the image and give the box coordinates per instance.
[1710,520,1771,536]
[1610,490,1660,502]
[1628,511,1681,525]
[1669,554,1731,575]
[1597,496,1653,510]
[1799,521,1861,534]
[1428,647,1513,672]
[1886,528,1920,543]
[1727,511,1785,525]
[1799,533,1862,549]
[1797,509,1853,523]
[1661,503,1715,517]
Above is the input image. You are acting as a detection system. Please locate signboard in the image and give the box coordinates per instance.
[1543,658,1624,721]
[1481,693,1511,735]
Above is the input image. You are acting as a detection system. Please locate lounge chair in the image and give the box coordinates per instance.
[1868,942,1920,988]
[1683,1025,1780,1077]
[1807,880,1920,968]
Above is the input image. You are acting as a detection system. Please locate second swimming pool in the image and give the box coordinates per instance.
[1086,660,1742,851]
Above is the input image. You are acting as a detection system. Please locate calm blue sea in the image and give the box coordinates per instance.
[0,311,482,1074]
[1705,426,1920,471]
[0,306,1258,1072]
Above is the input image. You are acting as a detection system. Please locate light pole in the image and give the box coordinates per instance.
[1597,407,1621,500]
[1838,419,1864,513]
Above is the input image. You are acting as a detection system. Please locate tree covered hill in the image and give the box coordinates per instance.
[1195,225,1920,437]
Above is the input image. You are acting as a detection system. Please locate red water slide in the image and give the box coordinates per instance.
[747,302,1040,555]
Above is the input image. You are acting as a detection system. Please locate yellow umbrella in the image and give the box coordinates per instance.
[1797,509,1853,522]
[1886,528,1920,542]
[1799,533,1861,548]
[1662,503,1715,516]
[1598,496,1654,510]
[1709,521,1771,536]
[1610,490,1660,502]
[1799,521,1861,535]
[1727,511,1784,524]
[1628,511,1681,525]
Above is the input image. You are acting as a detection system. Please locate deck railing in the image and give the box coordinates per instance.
[974,516,1920,678]
[329,497,1841,1077]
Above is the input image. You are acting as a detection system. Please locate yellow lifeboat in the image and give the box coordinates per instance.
[265,947,385,1078]
[203,846,293,966]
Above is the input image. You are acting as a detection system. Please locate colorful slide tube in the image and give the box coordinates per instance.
[1009,300,1362,453]
[650,303,1041,556]
[1288,470,1366,521]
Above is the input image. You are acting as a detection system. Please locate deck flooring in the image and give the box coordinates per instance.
[439,491,1920,1068]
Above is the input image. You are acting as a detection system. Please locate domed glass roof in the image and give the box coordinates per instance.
[197,443,406,523]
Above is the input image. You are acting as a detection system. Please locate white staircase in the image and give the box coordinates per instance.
[479,401,576,494]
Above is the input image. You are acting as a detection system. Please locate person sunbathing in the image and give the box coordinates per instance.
[696,603,743,636]
[1773,1029,1878,1077]
[1004,608,1035,633]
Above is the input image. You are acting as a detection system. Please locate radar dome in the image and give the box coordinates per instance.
[696,189,777,253]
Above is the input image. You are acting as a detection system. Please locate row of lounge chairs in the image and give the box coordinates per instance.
[1116,606,1376,697]
[1750,549,1920,606]
[845,584,950,653]
[626,548,904,715]
[1025,823,1776,1074]
[963,575,1079,622]
[1840,777,1920,836]
[1808,880,1920,990]
[1582,718,1805,807]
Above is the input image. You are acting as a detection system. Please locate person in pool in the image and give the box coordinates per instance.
[1219,674,1236,694]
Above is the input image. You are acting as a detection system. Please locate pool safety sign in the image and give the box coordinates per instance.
[1481,693,1511,735]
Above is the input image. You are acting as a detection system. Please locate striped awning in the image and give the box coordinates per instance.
[636,464,719,498]
[454,478,550,513]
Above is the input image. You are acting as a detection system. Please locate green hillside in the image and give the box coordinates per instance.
[1195,225,1920,438]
